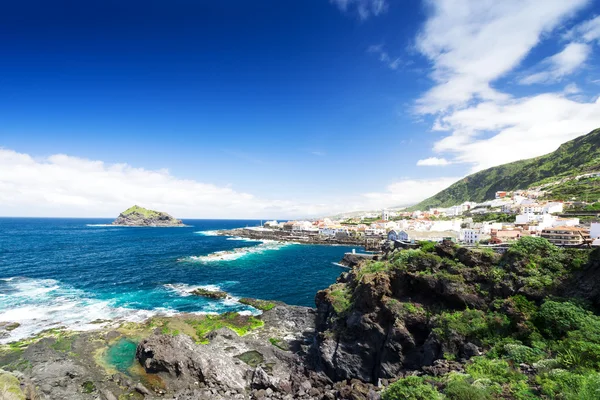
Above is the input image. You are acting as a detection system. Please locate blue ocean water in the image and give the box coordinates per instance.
[0,218,356,343]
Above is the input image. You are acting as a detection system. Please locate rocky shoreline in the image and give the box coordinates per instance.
[217,228,382,250]
[4,239,600,399]
[0,302,380,400]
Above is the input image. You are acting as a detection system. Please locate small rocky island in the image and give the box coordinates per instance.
[112,205,184,227]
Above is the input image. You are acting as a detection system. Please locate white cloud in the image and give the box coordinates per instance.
[361,177,459,208]
[432,93,600,172]
[415,0,589,113]
[368,44,401,70]
[0,148,457,217]
[416,157,451,166]
[413,0,600,173]
[520,42,590,84]
[330,0,387,20]
[567,15,600,43]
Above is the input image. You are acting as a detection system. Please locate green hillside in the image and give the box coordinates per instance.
[411,127,600,210]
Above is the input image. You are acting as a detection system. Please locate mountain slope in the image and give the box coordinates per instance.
[411,127,600,210]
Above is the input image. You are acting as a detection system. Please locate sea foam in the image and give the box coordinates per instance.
[0,277,172,344]
[180,240,291,263]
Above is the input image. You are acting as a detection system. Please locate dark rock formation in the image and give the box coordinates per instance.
[190,288,228,299]
[111,205,184,227]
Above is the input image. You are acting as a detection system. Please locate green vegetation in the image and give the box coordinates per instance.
[470,212,517,223]
[268,337,289,351]
[382,376,443,400]
[121,205,162,218]
[239,298,276,311]
[410,127,600,210]
[81,381,96,394]
[184,313,264,344]
[541,176,600,202]
[0,371,25,400]
[327,283,352,314]
[329,236,600,399]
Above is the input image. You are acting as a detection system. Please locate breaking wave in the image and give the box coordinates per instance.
[179,241,292,263]
[0,277,172,344]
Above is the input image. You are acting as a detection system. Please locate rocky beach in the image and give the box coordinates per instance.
[4,238,600,399]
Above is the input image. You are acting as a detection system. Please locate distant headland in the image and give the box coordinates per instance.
[111,205,184,227]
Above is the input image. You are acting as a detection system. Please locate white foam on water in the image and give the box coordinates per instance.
[0,277,174,344]
[163,283,223,297]
[180,240,291,263]
[163,282,260,316]
[194,230,221,236]
[226,236,262,242]
[331,262,350,269]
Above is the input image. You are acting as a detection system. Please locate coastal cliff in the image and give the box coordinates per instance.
[313,239,600,398]
[112,205,184,227]
[4,239,600,399]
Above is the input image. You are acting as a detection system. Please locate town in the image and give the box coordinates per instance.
[251,189,600,249]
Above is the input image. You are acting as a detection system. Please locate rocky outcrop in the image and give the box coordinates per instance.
[190,288,228,299]
[313,241,600,384]
[112,205,184,227]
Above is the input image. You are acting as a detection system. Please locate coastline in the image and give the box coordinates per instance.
[216,227,384,251]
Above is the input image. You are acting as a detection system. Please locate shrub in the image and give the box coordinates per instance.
[434,309,510,344]
[503,343,545,364]
[445,380,492,400]
[465,357,526,385]
[536,300,595,339]
[382,376,443,400]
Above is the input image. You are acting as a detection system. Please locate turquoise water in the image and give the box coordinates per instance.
[0,218,355,343]
[106,338,138,373]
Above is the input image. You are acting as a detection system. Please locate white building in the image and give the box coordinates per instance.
[521,204,543,214]
[591,223,600,240]
[552,217,580,228]
[461,229,481,244]
[543,202,564,214]
[446,205,464,217]
[382,209,390,221]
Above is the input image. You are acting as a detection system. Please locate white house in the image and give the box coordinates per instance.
[543,202,564,214]
[521,204,543,214]
[461,229,481,244]
[319,227,337,237]
[446,205,464,217]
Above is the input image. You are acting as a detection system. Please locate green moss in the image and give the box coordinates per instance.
[0,371,25,400]
[239,298,276,311]
[269,337,289,351]
[184,312,264,343]
[81,380,96,394]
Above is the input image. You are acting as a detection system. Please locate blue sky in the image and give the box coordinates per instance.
[2,0,600,218]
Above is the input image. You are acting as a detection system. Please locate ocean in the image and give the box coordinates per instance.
[0,218,357,343]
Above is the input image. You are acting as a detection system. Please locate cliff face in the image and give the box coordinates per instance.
[111,205,184,226]
[313,239,600,388]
